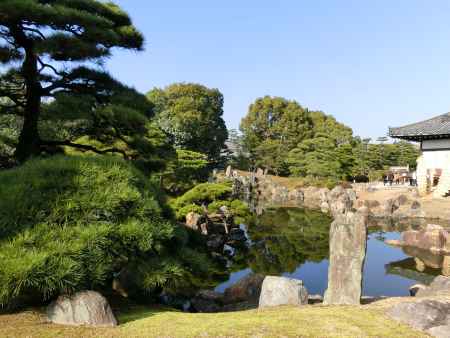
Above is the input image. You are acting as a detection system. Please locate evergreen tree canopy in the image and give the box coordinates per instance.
[147,83,228,163]
[240,96,354,176]
[0,0,144,161]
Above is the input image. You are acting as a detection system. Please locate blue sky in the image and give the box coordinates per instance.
[107,1,450,140]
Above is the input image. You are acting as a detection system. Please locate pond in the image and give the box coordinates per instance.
[215,207,448,297]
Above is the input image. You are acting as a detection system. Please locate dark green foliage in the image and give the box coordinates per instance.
[171,183,250,222]
[0,156,222,308]
[162,149,209,194]
[147,83,228,163]
[0,0,144,161]
[207,200,251,225]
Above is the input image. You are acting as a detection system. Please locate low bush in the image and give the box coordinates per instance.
[171,183,250,222]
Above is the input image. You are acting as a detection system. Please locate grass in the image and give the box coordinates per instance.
[0,304,428,338]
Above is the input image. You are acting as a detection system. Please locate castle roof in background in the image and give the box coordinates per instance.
[389,113,450,141]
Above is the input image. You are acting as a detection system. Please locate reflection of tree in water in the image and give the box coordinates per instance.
[245,208,332,275]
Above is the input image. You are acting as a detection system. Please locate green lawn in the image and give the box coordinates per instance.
[0,304,427,338]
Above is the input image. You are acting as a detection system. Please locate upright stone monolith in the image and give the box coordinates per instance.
[324,187,368,305]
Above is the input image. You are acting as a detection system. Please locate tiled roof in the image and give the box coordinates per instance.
[389,113,450,141]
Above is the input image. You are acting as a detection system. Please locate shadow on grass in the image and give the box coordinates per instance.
[117,305,180,325]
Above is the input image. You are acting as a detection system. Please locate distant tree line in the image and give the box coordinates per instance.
[227,96,419,181]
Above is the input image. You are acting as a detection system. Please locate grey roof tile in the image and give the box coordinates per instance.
[389,113,450,140]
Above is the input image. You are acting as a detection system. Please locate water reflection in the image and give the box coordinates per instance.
[244,208,331,275]
[386,245,449,283]
[218,207,448,297]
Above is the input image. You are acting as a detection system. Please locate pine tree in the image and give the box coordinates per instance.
[0,0,144,161]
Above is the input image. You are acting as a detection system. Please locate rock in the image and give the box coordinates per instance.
[208,213,224,222]
[401,225,449,254]
[191,290,224,313]
[409,284,427,296]
[185,212,202,231]
[396,194,409,206]
[411,200,421,210]
[288,189,304,202]
[308,294,323,304]
[416,276,450,297]
[387,300,450,331]
[228,228,246,242]
[385,239,402,247]
[346,189,357,202]
[223,274,265,304]
[324,206,368,305]
[225,166,232,177]
[206,234,225,250]
[367,186,377,193]
[427,325,450,338]
[47,291,117,327]
[444,256,450,276]
[411,189,420,198]
[382,199,399,215]
[258,276,308,308]
[223,244,235,257]
[219,205,230,215]
[320,201,330,213]
[318,188,330,203]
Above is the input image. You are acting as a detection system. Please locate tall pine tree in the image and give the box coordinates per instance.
[0,0,144,161]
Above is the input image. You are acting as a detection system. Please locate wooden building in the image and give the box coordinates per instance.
[389,113,450,197]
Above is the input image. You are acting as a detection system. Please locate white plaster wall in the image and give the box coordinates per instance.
[422,139,450,151]
[421,150,450,169]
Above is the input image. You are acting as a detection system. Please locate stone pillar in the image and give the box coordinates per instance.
[324,187,368,305]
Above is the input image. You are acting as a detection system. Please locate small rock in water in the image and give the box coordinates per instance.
[384,239,402,246]
[259,276,308,308]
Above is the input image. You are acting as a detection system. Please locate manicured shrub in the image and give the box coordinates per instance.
[171,182,250,223]
[0,156,222,308]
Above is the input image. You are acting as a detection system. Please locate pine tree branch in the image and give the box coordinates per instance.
[37,57,65,76]
[21,26,46,41]
[40,139,129,159]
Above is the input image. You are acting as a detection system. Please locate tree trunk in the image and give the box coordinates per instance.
[14,29,42,163]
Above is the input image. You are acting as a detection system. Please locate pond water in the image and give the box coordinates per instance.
[215,207,447,297]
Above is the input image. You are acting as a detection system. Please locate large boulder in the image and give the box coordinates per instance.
[258,276,308,308]
[223,273,265,304]
[191,290,224,313]
[416,276,450,297]
[401,224,449,254]
[387,300,450,337]
[47,291,117,327]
